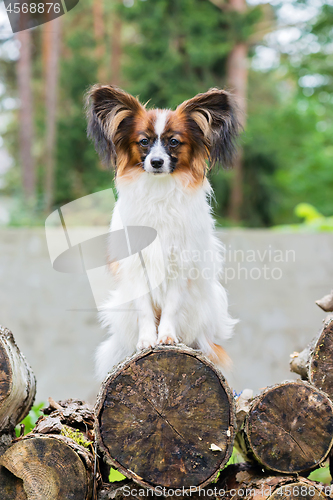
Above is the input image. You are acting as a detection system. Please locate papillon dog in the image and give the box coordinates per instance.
[87,85,239,380]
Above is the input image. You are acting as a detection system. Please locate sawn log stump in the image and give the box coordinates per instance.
[290,318,333,400]
[0,399,98,500]
[0,325,36,435]
[95,345,235,491]
[236,380,333,474]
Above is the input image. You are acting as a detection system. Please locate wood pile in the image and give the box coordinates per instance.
[0,290,333,499]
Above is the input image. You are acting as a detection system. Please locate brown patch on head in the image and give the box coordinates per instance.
[116,109,160,181]
[165,109,208,189]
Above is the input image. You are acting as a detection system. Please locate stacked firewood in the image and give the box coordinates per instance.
[0,291,333,499]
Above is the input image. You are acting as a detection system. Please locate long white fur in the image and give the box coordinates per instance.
[96,169,237,380]
[144,110,171,174]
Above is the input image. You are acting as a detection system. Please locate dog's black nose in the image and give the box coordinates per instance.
[151,158,164,169]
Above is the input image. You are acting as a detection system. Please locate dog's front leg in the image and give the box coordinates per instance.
[157,281,186,345]
[135,293,158,350]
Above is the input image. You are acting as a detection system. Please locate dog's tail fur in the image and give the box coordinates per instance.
[207,341,232,370]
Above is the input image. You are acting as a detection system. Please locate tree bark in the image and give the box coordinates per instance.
[236,381,333,474]
[93,0,107,83]
[110,3,122,87]
[44,17,61,213]
[0,399,99,500]
[290,318,333,400]
[0,325,36,438]
[17,29,35,200]
[95,345,235,492]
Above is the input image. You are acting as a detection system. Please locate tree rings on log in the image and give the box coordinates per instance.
[0,325,36,433]
[0,435,93,500]
[95,345,235,491]
[220,464,328,500]
[243,381,333,474]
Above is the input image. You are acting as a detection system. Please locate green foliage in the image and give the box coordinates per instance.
[52,1,114,208]
[1,0,333,227]
[274,203,333,232]
[15,402,45,437]
[225,447,244,466]
[109,467,126,482]
[308,461,331,485]
[121,0,260,108]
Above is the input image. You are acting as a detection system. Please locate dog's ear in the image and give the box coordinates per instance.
[177,88,240,168]
[86,85,144,167]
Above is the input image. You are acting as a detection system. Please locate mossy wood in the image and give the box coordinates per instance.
[220,463,328,500]
[290,318,333,400]
[95,345,235,491]
[0,399,98,500]
[0,325,36,434]
[238,381,333,474]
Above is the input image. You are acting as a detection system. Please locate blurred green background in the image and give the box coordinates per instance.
[0,0,332,229]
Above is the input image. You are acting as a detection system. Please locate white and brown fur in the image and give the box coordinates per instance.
[87,85,239,380]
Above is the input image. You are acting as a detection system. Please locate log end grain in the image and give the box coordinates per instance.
[0,436,90,500]
[95,345,235,491]
[245,381,333,474]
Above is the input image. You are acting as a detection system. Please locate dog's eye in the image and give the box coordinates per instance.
[139,138,149,147]
[169,138,179,147]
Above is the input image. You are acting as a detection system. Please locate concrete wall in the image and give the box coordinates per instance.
[0,228,332,404]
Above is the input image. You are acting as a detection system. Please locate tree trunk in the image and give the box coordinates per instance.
[236,381,333,474]
[110,5,122,87]
[219,463,328,500]
[226,0,248,222]
[93,0,107,83]
[290,318,333,400]
[44,17,61,213]
[17,29,35,200]
[0,325,36,438]
[0,399,98,500]
[95,345,235,491]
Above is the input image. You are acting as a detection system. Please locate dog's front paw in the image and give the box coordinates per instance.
[137,328,157,351]
[157,323,178,345]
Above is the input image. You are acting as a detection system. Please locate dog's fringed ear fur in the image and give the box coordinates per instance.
[177,88,240,168]
[86,85,144,168]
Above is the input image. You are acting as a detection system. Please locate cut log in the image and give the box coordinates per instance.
[219,463,329,500]
[316,291,333,312]
[0,466,27,500]
[290,318,333,400]
[236,381,333,474]
[97,463,331,500]
[95,345,235,491]
[0,399,99,500]
[0,436,92,500]
[0,325,36,435]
